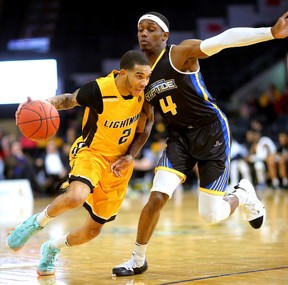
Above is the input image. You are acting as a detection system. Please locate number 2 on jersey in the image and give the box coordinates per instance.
[118,128,131,145]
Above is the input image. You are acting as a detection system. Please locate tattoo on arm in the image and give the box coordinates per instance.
[47,93,79,110]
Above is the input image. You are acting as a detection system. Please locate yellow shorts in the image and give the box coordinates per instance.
[69,144,133,224]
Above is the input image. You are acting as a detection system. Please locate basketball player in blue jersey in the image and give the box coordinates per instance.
[112,11,288,276]
[6,50,154,276]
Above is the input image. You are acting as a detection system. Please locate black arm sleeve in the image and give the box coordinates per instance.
[76,80,103,114]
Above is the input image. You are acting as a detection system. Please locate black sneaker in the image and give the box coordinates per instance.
[112,253,148,276]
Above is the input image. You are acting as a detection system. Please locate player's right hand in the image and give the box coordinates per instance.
[15,96,32,125]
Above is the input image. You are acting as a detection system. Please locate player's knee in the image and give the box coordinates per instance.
[199,208,222,224]
[65,182,91,207]
[148,191,169,210]
[87,225,102,239]
[65,195,85,208]
[64,190,88,208]
[199,191,231,224]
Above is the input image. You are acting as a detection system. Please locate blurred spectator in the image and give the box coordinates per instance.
[245,129,277,190]
[1,132,16,158]
[0,157,5,180]
[228,137,252,192]
[276,83,288,115]
[34,138,68,196]
[0,128,8,180]
[266,131,288,189]
[20,135,39,158]
[64,126,77,146]
[4,140,42,195]
[230,102,252,144]
[258,83,281,123]
[250,118,263,133]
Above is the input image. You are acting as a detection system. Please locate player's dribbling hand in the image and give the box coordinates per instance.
[15,96,32,125]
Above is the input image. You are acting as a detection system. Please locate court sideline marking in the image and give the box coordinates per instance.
[158,266,288,284]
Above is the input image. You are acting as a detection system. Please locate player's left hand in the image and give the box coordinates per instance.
[111,154,134,177]
[15,96,32,125]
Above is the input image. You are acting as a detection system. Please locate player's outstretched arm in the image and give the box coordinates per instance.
[198,11,288,57]
[174,11,288,70]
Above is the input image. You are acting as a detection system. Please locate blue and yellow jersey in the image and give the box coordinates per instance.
[144,45,224,130]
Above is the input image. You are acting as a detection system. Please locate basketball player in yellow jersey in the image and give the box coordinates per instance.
[7,50,153,276]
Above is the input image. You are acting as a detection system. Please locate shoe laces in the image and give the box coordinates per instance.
[43,245,59,266]
[119,252,144,269]
[20,219,39,234]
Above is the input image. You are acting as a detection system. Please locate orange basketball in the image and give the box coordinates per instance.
[17,100,60,142]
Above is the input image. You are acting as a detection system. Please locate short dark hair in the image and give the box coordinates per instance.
[120,50,150,70]
[144,11,170,31]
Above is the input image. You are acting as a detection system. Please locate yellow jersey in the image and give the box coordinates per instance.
[75,70,144,158]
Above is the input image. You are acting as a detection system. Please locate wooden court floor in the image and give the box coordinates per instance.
[0,188,287,285]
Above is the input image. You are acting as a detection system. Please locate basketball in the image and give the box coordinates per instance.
[17,100,60,142]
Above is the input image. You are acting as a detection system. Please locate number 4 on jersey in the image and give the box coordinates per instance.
[159,95,177,115]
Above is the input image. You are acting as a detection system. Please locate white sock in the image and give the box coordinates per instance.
[50,234,70,250]
[36,204,54,227]
[134,242,147,258]
[132,242,146,265]
[132,242,147,267]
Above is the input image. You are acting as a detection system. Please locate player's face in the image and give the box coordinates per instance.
[137,20,165,52]
[125,65,151,97]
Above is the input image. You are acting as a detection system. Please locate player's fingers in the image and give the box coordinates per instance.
[15,97,32,125]
[111,161,118,171]
[15,105,22,125]
[113,169,121,178]
[282,11,288,18]
[15,113,19,125]
[15,104,23,119]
